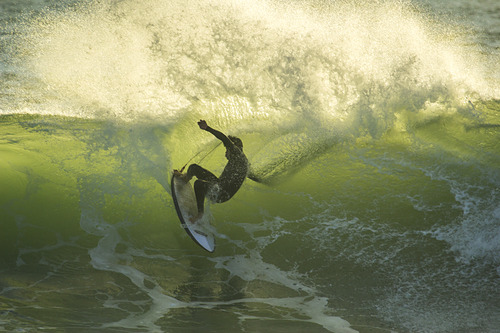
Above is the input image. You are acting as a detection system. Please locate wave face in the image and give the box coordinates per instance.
[1,0,499,332]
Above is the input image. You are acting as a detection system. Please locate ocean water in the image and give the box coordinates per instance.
[0,0,499,332]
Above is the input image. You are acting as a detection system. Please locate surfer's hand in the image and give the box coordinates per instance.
[198,120,208,130]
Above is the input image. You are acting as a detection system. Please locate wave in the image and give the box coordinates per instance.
[1,1,499,332]
[7,0,498,179]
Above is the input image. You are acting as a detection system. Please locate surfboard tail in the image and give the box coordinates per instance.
[171,172,216,252]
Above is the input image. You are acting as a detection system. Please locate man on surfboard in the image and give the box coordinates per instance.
[174,120,249,221]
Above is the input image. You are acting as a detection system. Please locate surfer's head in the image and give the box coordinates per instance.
[228,136,243,150]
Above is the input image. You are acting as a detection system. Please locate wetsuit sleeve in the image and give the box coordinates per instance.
[204,126,233,148]
[247,172,262,183]
[247,164,263,183]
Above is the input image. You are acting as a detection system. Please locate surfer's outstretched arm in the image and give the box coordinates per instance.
[247,165,263,183]
[247,172,262,183]
[198,120,232,147]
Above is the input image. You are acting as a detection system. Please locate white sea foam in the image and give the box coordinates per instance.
[8,0,498,126]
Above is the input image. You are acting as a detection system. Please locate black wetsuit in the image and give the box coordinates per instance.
[185,126,248,215]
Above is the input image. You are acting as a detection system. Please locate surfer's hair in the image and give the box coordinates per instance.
[228,136,243,149]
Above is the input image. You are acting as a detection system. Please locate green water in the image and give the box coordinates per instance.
[1,104,499,332]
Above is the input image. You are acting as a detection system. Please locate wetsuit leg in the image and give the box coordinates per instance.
[186,164,218,182]
[193,180,211,215]
[186,164,219,215]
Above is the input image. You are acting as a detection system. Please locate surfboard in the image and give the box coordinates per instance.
[171,172,216,252]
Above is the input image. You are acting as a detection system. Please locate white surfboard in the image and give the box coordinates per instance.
[171,172,216,252]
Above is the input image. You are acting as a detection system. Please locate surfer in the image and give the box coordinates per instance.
[174,120,249,220]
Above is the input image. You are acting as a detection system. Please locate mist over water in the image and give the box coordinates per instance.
[1,0,499,332]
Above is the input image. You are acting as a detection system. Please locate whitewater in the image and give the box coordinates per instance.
[1,0,499,332]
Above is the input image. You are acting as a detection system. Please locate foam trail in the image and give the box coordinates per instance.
[78,187,357,332]
[209,296,356,333]
[79,207,187,331]
[80,210,357,332]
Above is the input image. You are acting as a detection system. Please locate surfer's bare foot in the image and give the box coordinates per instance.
[189,213,203,223]
[173,169,188,181]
